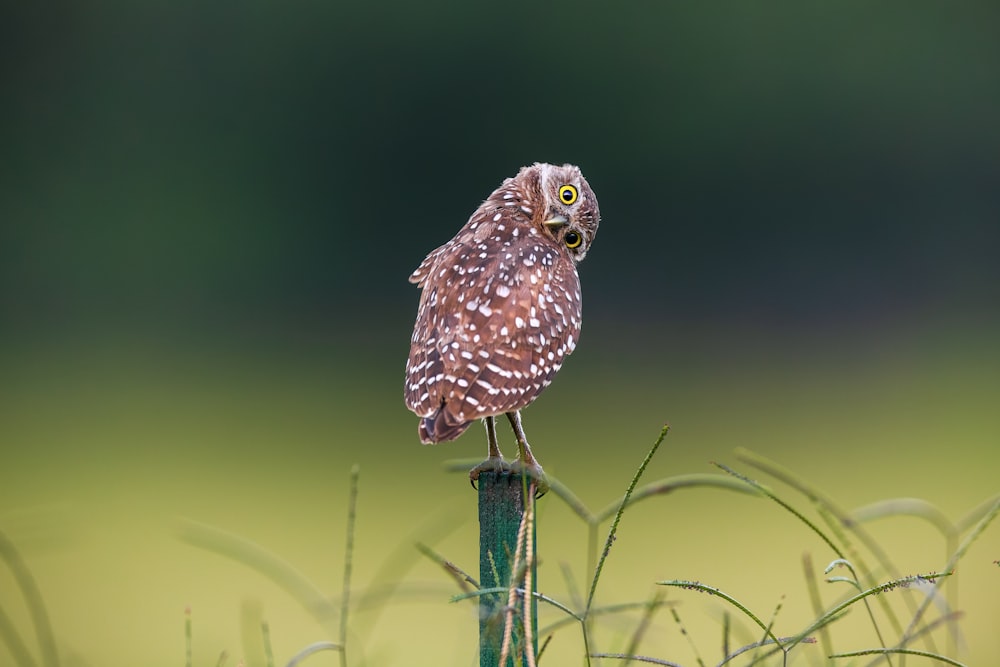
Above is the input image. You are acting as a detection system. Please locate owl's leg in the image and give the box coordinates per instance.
[468,415,511,489]
[506,410,548,497]
[485,414,504,460]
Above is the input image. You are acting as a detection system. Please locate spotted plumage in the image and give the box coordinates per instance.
[404,163,600,480]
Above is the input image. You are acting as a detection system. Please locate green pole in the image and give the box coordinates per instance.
[478,472,537,666]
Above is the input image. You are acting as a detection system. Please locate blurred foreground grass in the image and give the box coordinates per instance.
[1,322,998,666]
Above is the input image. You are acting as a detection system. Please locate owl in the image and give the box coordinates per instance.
[404,163,600,485]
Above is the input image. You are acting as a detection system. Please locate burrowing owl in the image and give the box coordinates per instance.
[404,163,600,485]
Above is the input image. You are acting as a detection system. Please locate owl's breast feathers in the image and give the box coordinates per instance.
[404,224,582,443]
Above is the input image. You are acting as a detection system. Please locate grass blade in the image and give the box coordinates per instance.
[713,462,843,559]
[586,425,669,615]
[592,474,760,524]
[657,581,782,650]
[176,519,335,623]
[590,653,684,666]
[831,647,967,666]
[339,465,360,667]
[0,529,59,667]
[285,641,342,667]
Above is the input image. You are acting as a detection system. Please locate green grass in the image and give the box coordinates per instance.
[8,427,995,667]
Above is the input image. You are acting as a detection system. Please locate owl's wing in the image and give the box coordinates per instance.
[404,225,582,441]
[408,246,442,287]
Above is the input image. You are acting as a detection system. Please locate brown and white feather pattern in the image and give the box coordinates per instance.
[404,163,600,444]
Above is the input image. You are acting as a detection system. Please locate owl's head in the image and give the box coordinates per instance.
[524,163,600,262]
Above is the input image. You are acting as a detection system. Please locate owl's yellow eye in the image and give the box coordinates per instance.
[558,184,578,205]
[564,230,583,249]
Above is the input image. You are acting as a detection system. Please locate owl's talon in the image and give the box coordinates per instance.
[469,457,548,497]
[469,456,512,490]
[509,460,549,498]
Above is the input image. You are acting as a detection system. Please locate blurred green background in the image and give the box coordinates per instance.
[2,1,999,665]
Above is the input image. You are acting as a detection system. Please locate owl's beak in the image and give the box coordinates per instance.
[543,214,568,229]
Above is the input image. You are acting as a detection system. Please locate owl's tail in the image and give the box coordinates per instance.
[419,409,473,444]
